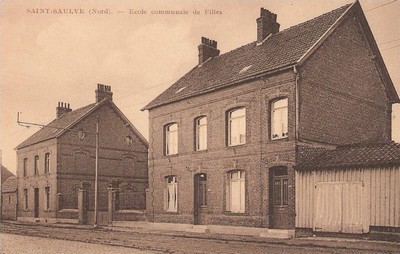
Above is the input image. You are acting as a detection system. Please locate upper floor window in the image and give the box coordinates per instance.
[165,176,178,212]
[34,155,39,175]
[195,117,207,151]
[227,170,245,213]
[271,98,288,139]
[44,153,50,174]
[228,108,246,146]
[23,158,28,177]
[165,123,178,155]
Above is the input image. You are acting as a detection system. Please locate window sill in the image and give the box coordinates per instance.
[164,154,179,158]
[163,211,179,214]
[227,143,247,148]
[270,137,289,142]
[223,211,247,216]
[195,149,208,153]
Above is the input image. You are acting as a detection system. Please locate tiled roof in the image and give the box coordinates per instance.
[296,142,400,170]
[2,176,17,193]
[1,165,15,184]
[16,103,98,149]
[143,3,352,110]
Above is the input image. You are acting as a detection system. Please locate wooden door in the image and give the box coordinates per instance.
[270,167,290,229]
[194,173,207,225]
[34,188,39,218]
[314,182,363,233]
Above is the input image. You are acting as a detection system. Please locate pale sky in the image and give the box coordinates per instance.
[1,0,399,174]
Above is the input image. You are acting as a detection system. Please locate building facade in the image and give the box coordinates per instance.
[2,173,17,221]
[143,2,399,233]
[16,85,148,224]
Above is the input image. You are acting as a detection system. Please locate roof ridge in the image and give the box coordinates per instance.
[274,3,352,36]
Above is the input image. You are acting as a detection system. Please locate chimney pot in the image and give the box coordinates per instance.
[198,37,220,65]
[56,101,72,118]
[96,83,113,102]
[257,8,280,43]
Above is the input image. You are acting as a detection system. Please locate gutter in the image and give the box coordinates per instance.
[294,66,300,141]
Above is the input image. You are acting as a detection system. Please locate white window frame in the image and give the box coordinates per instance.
[271,98,288,140]
[195,116,207,151]
[228,108,246,146]
[165,123,178,155]
[227,170,245,213]
[165,176,178,212]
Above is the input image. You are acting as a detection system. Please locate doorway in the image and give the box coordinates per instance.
[269,167,290,229]
[34,188,39,218]
[194,173,207,225]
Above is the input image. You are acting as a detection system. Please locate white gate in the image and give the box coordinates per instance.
[314,182,363,233]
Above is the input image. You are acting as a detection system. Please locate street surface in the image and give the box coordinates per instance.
[1,222,399,254]
[1,234,155,254]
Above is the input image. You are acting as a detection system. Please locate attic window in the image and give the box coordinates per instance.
[239,65,252,74]
[175,87,186,94]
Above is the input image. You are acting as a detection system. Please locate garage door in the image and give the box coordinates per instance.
[314,182,363,233]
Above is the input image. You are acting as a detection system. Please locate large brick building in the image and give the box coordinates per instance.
[16,85,148,224]
[142,2,399,236]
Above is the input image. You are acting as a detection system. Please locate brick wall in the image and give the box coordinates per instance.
[299,15,392,145]
[17,139,58,219]
[147,70,297,228]
[16,102,149,221]
[58,102,148,211]
[2,192,17,220]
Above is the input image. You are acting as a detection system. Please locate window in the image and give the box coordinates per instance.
[24,189,28,210]
[271,98,288,139]
[165,123,178,155]
[195,117,207,151]
[165,176,178,212]
[272,167,289,206]
[44,153,50,174]
[23,158,28,177]
[227,171,245,213]
[45,187,50,210]
[34,155,39,175]
[228,108,246,146]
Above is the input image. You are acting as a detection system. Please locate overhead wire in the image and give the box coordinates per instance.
[365,0,397,12]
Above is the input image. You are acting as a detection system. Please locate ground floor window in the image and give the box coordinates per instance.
[45,187,50,210]
[165,176,177,212]
[23,189,28,210]
[227,170,245,213]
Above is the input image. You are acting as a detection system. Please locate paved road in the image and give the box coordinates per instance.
[1,222,399,254]
[0,234,156,254]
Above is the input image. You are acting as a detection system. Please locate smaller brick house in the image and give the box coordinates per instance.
[2,166,17,220]
[16,85,148,224]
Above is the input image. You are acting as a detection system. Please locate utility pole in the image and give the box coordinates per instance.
[94,118,99,228]
[0,149,3,222]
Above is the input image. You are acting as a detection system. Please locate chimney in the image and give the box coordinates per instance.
[257,8,280,43]
[96,84,113,102]
[198,37,220,65]
[56,102,72,118]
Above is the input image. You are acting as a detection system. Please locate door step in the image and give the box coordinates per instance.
[186,225,210,233]
[260,229,295,239]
